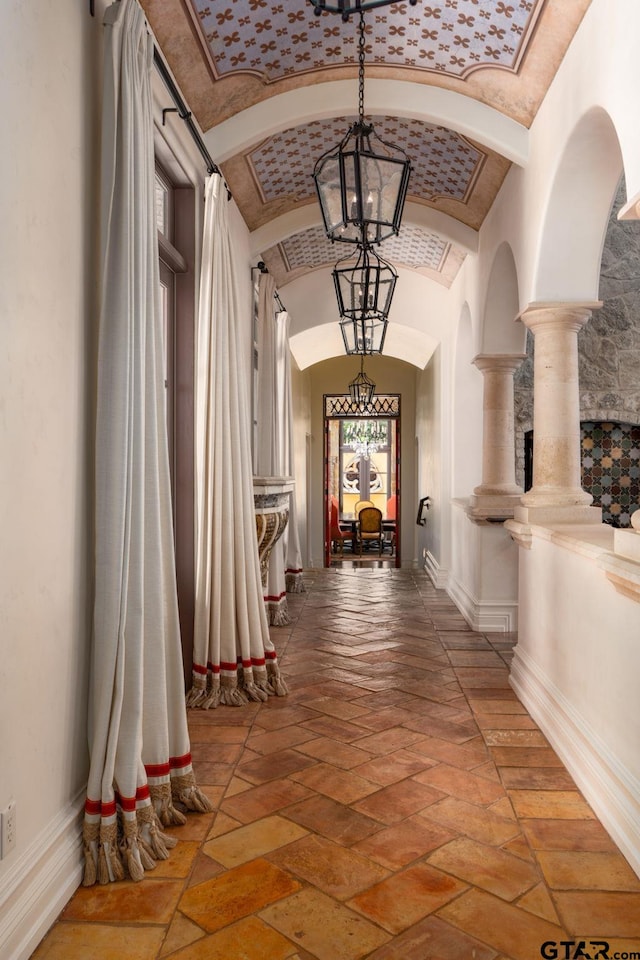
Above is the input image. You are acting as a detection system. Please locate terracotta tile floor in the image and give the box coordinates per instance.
[33,568,640,959]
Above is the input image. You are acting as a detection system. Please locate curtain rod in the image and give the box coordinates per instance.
[153,48,232,198]
[252,262,287,314]
[90,1,230,195]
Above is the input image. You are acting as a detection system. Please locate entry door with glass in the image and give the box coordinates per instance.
[324,394,401,566]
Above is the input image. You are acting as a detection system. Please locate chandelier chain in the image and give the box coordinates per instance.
[358,11,366,124]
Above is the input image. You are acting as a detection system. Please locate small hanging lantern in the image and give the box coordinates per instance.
[312,11,412,245]
[333,242,397,326]
[340,315,388,355]
[348,355,376,410]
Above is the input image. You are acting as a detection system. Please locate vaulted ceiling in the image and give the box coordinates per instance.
[141,0,591,293]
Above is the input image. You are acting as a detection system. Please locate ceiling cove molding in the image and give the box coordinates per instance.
[207,80,529,168]
[249,200,479,260]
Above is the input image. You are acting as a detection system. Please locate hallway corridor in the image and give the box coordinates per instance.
[34,569,640,959]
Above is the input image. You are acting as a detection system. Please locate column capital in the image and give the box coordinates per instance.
[472,353,527,374]
[517,301,602,334]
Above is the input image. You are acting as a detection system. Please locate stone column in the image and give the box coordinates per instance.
[469,353,526,521]
[514,302,602,525]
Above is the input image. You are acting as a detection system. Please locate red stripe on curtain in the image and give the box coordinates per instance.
[85,798,117,818]
[114,785,151,812]
[145,753,193,777]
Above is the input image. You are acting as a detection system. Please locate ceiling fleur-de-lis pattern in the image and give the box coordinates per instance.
[249,116,484,206]
[138,0,590,289]
[189,0,545,83]
[261,223,458,289]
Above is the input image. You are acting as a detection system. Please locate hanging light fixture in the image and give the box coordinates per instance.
[310,0,418,24]
[348,355,376,410]
[333,242,397,322]
[312,10,412,245]
[340,315,387,355]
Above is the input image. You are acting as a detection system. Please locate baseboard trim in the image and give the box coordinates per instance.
[424,551,448,589]
[511,646,640,878]
[0,792,84,960]
[447,575,517,633]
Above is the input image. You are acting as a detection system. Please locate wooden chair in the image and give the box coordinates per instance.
[357,506,384,556]
[354,499,374,516]
[330,497,351,556]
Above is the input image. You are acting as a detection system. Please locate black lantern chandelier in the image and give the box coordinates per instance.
[312,10,412,246]
[333,242,397,323]
[348,355,376,410]
[310,0,418,23]
[340,314,388,355]
[333,242,396,354]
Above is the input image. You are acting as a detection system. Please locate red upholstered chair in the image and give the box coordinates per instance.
[330,497,351,556]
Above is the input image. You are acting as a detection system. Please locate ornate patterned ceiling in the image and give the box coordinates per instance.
[190,0,542,84]
[261,221,465,288]
[140,0,591,288]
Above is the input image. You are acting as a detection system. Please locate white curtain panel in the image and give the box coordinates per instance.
[276,311,306,594]
[83,0,211,887]
[256,274,290,625]
[190,175,287,707]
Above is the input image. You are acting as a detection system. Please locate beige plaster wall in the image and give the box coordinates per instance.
[0,2,103,955]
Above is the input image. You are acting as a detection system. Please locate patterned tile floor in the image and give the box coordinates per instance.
[34,567,640,959]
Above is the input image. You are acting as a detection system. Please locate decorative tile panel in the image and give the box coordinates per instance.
[189,0,545,83]
[249,117,484,205]
[581,421,640,528]
[325,394,400,418]
[278,224,448,273]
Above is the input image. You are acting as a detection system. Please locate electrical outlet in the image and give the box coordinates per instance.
[1,800,16,859]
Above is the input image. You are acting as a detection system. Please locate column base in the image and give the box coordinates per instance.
[468,492,523,522]
[513,504,602,525]
[613,528,640,563]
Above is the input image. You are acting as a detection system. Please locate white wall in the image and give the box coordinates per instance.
[448,502,519,632]
[511,526,640,875]
[0,3,103,957]
[415,348,448,585]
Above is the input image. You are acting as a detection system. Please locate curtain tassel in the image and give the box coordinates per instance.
[267,665,289,697]
[243,680,270,702]
[172,776,213,814]
[186,684,208,708]
[150,781,187,826]
[219,686,249,707]
[268,605,292,626]
[286,572,306,593]
[139,804,178,861]
[81,822,99,887]
[145,820,174,860]
[96,842,111,885]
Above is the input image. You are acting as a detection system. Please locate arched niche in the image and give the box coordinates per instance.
[481,242,525,355]
[533,106,623,303]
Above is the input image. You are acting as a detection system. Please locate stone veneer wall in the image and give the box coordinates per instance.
[514,178,640,517]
